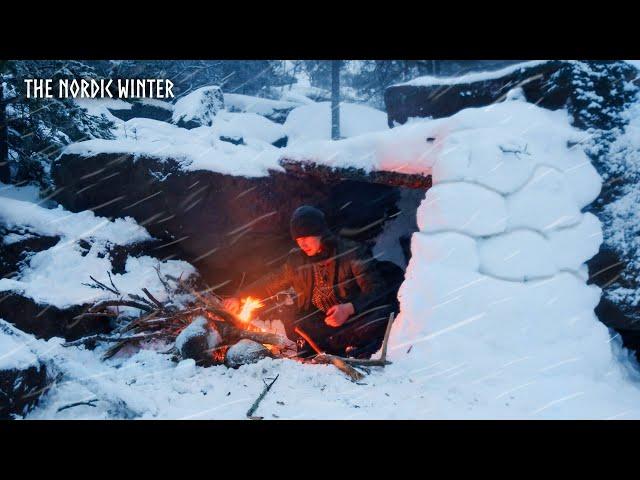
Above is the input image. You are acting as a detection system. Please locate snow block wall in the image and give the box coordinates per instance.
[288,97,640,417]
[388,101,640,418]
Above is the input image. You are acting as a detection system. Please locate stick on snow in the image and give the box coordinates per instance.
[246,374,279,419]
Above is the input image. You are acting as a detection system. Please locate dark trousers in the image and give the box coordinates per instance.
[284,302,395,358]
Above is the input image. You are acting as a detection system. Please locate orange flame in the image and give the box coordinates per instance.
[238,296,264,323]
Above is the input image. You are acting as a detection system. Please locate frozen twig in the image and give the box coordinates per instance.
[56,398,99,412]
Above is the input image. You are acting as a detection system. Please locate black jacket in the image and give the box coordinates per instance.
[239,237,386,315]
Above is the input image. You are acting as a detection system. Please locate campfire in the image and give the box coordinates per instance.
[64,266,394,383]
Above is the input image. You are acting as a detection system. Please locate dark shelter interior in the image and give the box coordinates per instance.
[49,151,429,358]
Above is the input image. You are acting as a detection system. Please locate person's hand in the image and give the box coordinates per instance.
[222,297,241,315]
[324,303,355,327]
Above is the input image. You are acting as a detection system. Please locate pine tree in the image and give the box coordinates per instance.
[5,60,115,188]
[0,60,12,183]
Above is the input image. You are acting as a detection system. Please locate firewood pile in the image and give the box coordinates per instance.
[64,266,394,382]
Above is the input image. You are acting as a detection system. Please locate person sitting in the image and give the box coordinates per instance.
[224,205,399,358]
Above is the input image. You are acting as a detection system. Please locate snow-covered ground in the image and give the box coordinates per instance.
[4,74,640,419]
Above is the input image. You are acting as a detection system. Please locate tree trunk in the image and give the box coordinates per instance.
[0,79,10,183]
[331,60,341,140]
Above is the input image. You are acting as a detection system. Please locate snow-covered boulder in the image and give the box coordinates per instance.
[172,86,224,129]
[176,316,222,366]
[284,102,388,144]
[105,98,173,123]
[0,189,194,340]
[224,93,298,124]
[384,61,571,126]
[212,111,288,147]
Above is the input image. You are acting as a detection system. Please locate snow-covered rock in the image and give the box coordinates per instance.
[224,339,272,368]
[176,316,222,366]
[77,98,174,124]
[384,60,570,125]
[172,86,224,128]
[224,93,298,124]
[0,322,50,418]
[212,111,287,147]
[0,190,195,338]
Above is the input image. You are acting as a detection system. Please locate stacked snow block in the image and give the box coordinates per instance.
[379,98,640,415]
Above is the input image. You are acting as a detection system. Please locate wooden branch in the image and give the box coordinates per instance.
[246,374,279,419]
[87,299,153,313]
[86,275,120,295]
[203,306,247,330]
[101,331,171,360]
[316,312,395,367]
[56,398,99,412]
[294,327,364,382]
[73,312,119,319]
[63,331,168,348]
[322,355,391,367]
[141,288,165,310]
[278,159,432,190]
[107,271,120,295]
[218,321,288,347]
[154,264,172,295]
[380,312,395,362]
[121,310,160,333]
[127,293,157,309]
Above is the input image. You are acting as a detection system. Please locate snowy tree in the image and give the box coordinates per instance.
[4,60,115,188]
[92,60,295,99]
[0,60,11,183]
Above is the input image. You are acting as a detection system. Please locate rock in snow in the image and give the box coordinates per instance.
[176,316,222,366]
[172,86,225,128]
[224,339,272,369]
[0,323,50,418]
